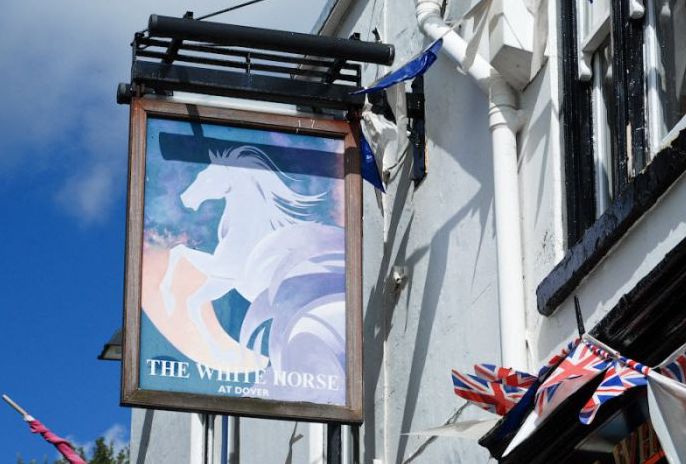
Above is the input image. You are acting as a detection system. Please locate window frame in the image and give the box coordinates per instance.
[644,0,686,157]
[563,0,648,246]
[537,0,686,316]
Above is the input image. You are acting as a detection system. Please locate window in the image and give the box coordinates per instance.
[645,0,686,154]
[537,0,686,316]
[560,0,686,246]
[576,0,616,214]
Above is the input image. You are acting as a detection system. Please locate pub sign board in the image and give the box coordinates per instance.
[121,98,362,422]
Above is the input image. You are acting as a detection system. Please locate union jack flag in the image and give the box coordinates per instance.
[582,337,651,377]
[452,369,528,416]
[579,361,648,424]
[659,353,686,383]
[473,364,537,388]
[537,338,580,379]
[535,341,611,416]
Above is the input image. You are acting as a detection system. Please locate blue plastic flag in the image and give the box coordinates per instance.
[360,132,385,192]
[352,39,443,95]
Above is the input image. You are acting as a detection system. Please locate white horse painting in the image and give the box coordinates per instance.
[159,145,345,370]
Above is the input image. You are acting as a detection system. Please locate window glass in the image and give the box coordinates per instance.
[592,39,616,215]
[651,0,686,138]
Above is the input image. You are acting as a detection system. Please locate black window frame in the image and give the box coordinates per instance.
[562,0,647,246]
[537,0,686,316]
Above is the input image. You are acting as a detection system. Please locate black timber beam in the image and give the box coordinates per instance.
[537,128,686,316]
[131,61,365,110]
[148,15,394,66]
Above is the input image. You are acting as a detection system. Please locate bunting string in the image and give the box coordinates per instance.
[582,338,651,376]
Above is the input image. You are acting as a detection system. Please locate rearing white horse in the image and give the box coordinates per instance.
[159,145,325,360]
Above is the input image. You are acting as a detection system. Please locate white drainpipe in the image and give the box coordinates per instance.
[416,0,528,370]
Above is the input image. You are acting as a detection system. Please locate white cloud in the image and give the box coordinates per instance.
[102,423,129,454]
[56,163,120,224]
[0,0,328,224]
[66,423,130,458]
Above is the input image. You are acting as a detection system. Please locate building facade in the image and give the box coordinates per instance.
[127,0,686,462]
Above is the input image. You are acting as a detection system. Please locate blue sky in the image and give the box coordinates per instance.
[0,0,328,460]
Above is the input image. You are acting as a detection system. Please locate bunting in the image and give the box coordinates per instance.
[534,341,611,417]
[659,352,686,383]
[474,364,537,388]
[579,360,648,424]
[359,132,385,192]
[451,369,527,416]
[351,39,443,95]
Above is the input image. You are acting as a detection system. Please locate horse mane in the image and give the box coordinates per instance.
[209,146,326,228]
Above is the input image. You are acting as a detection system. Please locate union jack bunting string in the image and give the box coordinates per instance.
[473,364,537,388]
[536,338,580,379]
[450,341,580,416]
[658,353,686,383]
[582,339,651,376]
[535,342,611,416]
[451,369,528,416]
[579,361,648,424]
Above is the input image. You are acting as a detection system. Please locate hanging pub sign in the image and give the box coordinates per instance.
[121,97,362,422]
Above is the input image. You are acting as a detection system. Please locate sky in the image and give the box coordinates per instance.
[0,0,329,460]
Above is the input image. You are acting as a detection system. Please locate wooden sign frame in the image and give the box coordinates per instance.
[121,97,362,423]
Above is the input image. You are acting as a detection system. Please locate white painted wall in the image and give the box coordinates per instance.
[333,0,500,462]
[130,409,194,463]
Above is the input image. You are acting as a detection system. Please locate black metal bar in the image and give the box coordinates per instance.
[323,58,346,84]
[136,49,359,83]
[574,296,585,336]
[351,425,360,463]
[409,76,426,185]
[138,37,361,71]
[162,11,193,64]
[327,423,341,464]
[131,61,365,109]
[163,38,183,64]
[229,416,240,464]
[117,82,132,105]
[148,15,395,65]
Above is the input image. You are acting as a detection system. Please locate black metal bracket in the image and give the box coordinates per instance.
[367,76,427,185]
[408,76,427,185]
[117,14,394,110]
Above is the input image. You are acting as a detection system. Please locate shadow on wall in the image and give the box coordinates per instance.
[284,422,303,464]
[515,68,554,227]
[135,410,154,464]
[362,50,497,463]
[363,158,416,463]
[394,185,494,464]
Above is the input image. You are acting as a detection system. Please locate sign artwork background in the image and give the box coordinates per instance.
[139,117,346,405]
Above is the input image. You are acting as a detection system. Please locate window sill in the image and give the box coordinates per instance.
[537,128,686,316]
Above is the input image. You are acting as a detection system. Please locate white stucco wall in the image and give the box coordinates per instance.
[130,409,195,463]
[331,0,501,462]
